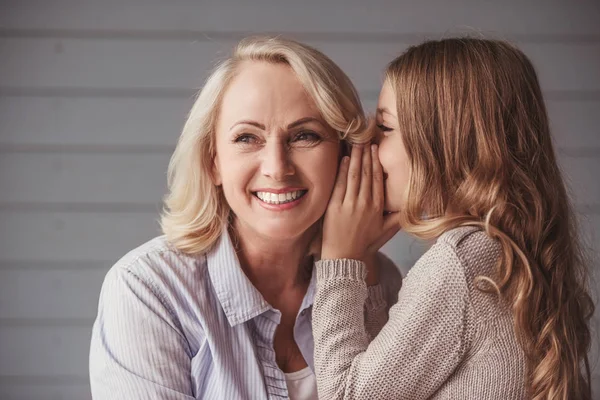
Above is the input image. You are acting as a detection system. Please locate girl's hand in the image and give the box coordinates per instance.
[321,143,400,274]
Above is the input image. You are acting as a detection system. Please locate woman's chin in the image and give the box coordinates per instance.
[253,222,315,242]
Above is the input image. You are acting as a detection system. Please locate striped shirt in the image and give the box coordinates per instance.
[89,229,402,399]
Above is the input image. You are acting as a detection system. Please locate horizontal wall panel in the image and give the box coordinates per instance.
[0,269,108,320]
[1,0,598,36]
[580,213,600,256]
[0,211,162,262]
[2,97,599,150]
[1,39,599,93]
[0,38,233,90]
[0,325,91,376]
[0,153,169,205]
[0,96,189,148]
[0,382,91,400]
[381,231,431,275]
[559,157,600,208]
[546,101,600,149]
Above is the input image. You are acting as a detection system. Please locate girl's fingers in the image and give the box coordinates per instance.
[371,144,384,208]
[331,156,350,205]
[358,141,373,202]
[344,144,363,203]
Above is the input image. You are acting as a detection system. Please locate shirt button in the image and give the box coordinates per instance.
[300,309,307,316]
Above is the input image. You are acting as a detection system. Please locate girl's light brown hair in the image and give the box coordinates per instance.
[386,38,594,399]
[161,36,368,255]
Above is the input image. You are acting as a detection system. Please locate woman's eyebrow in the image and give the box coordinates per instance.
[230,117,324,131]
[230,120,266,131]
[287,117,325,129]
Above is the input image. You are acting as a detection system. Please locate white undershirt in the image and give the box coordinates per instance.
[284,366,318,400]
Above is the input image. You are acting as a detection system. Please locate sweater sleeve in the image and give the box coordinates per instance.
[363,252,402,340]
[313,242,473,400]
[363,285,387,340]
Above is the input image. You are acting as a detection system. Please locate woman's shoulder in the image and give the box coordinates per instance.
[113,235,203,275]
[102,235,211,308]
[116,235,195,264]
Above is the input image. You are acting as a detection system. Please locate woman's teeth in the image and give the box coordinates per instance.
[255,190,306,205]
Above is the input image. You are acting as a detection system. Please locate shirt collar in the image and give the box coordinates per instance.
[299,266,317,314]
[206,228,271,327]
[206,227,319,326]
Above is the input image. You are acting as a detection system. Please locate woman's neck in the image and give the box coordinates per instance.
[230,220,316,308]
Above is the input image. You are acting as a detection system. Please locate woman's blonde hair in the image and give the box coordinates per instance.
[161,36,368,255]
[385,38,594,399]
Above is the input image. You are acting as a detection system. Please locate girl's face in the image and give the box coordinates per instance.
[376,79,410,213]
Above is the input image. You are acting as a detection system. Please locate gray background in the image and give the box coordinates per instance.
[0,1,599,398]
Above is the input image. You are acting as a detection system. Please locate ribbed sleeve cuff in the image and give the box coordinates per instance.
[365,284,386,310]
[316,259,367,282]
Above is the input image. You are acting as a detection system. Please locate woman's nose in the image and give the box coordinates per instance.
[260,140,295,181]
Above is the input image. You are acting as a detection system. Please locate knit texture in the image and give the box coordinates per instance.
[313,226,527,399]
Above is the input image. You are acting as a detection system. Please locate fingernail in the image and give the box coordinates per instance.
[343,156,350,163]
[371,144,378,152]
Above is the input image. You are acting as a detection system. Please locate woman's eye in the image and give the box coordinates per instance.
[293,131,321,142]
[234,134,259,144]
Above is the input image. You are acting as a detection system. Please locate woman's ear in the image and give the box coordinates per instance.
[211,155,222,186]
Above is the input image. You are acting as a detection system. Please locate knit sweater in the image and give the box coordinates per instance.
[313,226,527,399]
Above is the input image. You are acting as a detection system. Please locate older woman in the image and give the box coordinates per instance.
[89,37,402,399]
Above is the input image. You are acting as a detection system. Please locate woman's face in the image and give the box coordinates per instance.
[376,79,410,213]
[213,61,340,241]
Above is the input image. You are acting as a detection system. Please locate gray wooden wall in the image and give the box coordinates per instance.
[0,1,599,398]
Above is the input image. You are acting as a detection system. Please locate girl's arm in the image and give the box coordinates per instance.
[313,243,471,399]
[314,145,471,399]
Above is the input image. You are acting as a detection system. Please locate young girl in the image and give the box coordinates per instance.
[313,38,594,399]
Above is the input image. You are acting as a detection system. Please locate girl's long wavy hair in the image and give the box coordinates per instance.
[386,38,594,399]
[161,36,368,255]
